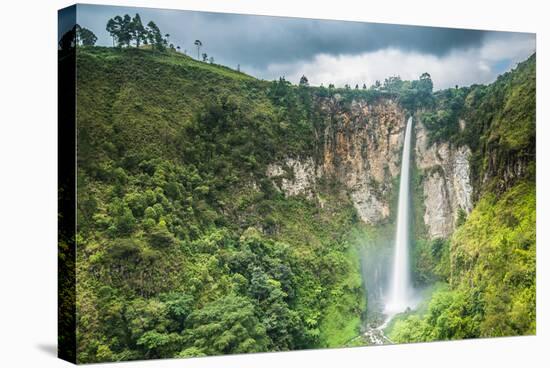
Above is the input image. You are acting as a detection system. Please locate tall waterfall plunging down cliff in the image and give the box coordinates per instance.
[385,116,415,315]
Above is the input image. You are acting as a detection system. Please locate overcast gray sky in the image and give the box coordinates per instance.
[71,4,536,90]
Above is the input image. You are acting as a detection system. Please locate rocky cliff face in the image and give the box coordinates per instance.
[266,96,406,224]
[266,157,318,200]
[320,97,406,224]
[415,121,473,239]
[266,97,473,238]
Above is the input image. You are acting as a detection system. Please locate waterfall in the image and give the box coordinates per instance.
[385,116,415,315]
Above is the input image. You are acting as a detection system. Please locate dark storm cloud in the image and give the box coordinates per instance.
[72,4,535,89]
[77,4,486,67]
[210,18,487,68]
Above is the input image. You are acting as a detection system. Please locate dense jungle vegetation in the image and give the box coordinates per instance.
[64,34,535,361]
[73,46,371,362]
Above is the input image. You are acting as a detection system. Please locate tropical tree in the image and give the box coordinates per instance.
[194,40,202,59]
[75,24,97,46]
[106,16,122,46]
[147,21,166,51]
[418,72,434,93]
[107,13,155,48]
[119,14,133,47]
[105,15,132,47]
[130,14,148,47]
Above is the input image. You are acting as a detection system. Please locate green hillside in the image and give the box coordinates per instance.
[75,47,366,363]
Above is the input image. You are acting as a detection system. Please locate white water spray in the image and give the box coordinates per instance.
[385,116,415,315]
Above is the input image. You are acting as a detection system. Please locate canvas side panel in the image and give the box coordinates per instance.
[58,4,77,364]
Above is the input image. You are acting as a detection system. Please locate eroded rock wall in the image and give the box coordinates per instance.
[266,157,317,199]
[415,121,473,239]
[265,97,473,238]
[266,97,406,224]
[320,97,406,224]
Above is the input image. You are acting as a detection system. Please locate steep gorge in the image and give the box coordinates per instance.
[72,47,535,362]
[263,55,536,344]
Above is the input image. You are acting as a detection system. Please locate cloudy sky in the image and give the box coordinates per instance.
[72,4,535,90]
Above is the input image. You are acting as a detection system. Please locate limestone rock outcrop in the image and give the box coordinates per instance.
[265,98,474,238]
[320,98,406,224]
[415,121,473,239]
